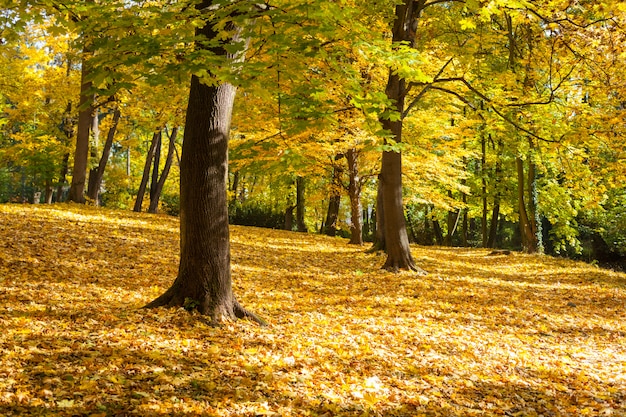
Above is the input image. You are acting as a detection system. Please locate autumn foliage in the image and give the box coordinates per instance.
[0,204,625,416]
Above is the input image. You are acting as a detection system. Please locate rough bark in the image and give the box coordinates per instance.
[148,127,179,214]
[87,108,121,206]
[68,51,93,204]
[145,1,262,325]
[377,0,426,273]
[346,148,363,245]
[133,130,161,213]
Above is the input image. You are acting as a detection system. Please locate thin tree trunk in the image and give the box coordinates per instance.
[150,128,162,203]
[433,219,444,246]
[148,127,179,214]
[87,108,121,205]
[323,154,344,236]
[230,171,239,204]
[296,176,307,232]
[145,1,262,325]
[56,153,70,202]
[517,156,537,253]
[346,148,363,245]
[134,130,161,213]
[45,181,53,204]
[367,176,386,253]
[481,133,488,246]
[487,138,503,248]
[527,139,542,252]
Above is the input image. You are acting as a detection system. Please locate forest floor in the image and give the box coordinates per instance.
[0,204,625,417]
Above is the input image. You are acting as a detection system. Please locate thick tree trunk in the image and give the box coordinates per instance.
[148,127,179,213]
[346,148,363,245]
[87,108,121,205]
[284,205,295,231]
[68,52,93,204]
[145,1,262,325]
[380,147,419,271]
[324,195,341,236]
[377,0,426,273]
[133,130,161,212]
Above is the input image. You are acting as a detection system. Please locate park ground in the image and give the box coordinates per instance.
[0,204,625,416]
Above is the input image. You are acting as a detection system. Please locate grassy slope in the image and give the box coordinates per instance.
[0,204,624,417]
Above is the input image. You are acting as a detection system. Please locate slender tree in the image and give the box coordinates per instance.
[87,107,121,205]
[148,127,179,213]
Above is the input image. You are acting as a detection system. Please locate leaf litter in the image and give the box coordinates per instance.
[0,204,624,416]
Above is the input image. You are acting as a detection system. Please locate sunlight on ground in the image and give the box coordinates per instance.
[0,204,625,416]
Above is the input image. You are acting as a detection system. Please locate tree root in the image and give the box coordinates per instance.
[144,290,267,326]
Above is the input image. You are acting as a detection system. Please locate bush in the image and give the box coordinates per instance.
[229,202,285,229]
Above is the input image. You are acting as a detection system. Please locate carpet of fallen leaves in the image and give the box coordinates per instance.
[0,204,625,417]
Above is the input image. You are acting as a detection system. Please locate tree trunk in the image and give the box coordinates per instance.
[87,108,121,206]
[323,154,344,236]
[487,138,503,248]
[346,148,363,245]
[481,133,488,246]
[445,191,460,246]
[527,139,543,253]
[87,107,101,202]
[68,50,93,204]
[296,176,307,232]
[284,205,295,231]
[230,170,240,204]
[145,1,262,324]
[44,181,53,204]
[433,219,444,246]
[133,130,161,213]
[56,153,70,202]
[367,176,386,252]
[378,0,426,273]
[150,128,162,203]
[517,156,538,253]
[148,127,179,214]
